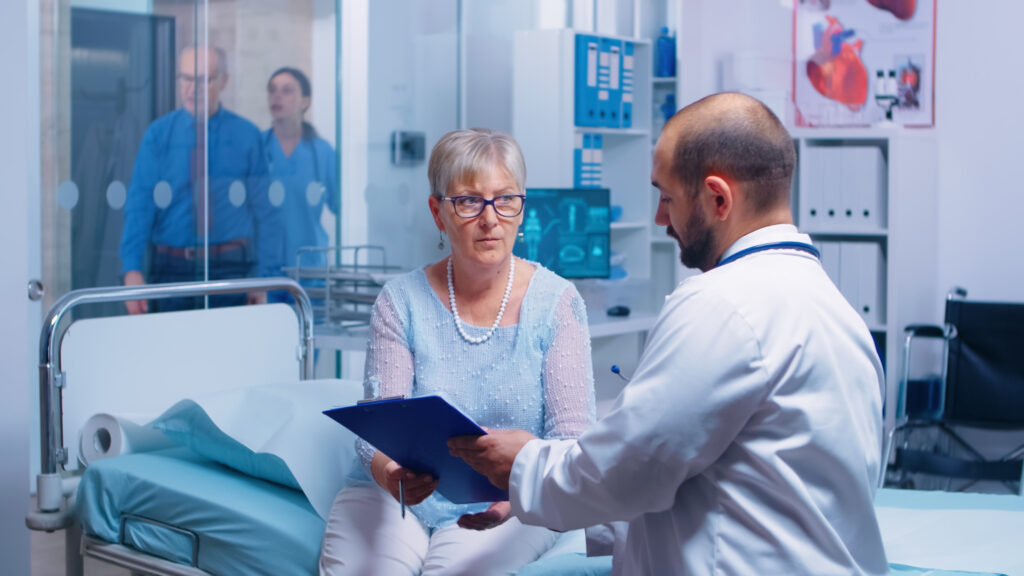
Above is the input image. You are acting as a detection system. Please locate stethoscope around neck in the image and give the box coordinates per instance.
[264,129,322,184]
[715,241,821,268]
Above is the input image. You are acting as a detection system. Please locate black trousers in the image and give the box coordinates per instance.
[148,246,251,312]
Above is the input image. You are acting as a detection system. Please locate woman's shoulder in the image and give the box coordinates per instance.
[527,262,576,295]
[381,266,429,293]
[524,263,580,312]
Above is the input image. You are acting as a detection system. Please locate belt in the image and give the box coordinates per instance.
[154,239,248,260]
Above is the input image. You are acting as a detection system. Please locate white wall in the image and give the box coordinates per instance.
[934,3,1024,303]
[0,0,37,571]
[676,0,791,109]
[463,0,535,133]
[676,0,1024,312]
[363,0,458,271]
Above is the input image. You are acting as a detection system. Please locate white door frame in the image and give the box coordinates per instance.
[0,0,41,572]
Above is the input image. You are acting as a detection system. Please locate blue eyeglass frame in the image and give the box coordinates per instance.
[445,194,527,219]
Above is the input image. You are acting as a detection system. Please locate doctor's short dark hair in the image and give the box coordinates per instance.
[670,93,796,212]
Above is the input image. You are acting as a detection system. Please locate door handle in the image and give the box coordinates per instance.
[27,279,44,301]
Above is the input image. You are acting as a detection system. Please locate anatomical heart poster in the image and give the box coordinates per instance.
[794,0,935,127]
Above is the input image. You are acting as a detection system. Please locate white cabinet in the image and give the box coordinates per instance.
[793,130,939,421]
[513,29,656,303]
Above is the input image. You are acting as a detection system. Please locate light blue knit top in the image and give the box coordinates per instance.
[353,261,596,528]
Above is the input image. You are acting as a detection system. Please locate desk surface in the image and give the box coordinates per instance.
[587,310,658,339]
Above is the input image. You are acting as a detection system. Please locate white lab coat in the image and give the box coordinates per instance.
[510,225,888,575]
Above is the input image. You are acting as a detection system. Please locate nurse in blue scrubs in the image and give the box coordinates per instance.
[264,67,339,293]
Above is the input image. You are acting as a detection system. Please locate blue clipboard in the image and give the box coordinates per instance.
[323,395,509,504]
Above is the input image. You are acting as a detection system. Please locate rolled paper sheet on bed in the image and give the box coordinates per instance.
[78,413,176,466]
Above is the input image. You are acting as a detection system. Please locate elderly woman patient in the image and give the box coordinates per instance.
[319,128,596,575]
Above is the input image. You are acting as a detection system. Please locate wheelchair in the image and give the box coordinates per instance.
[881,287,1024,494]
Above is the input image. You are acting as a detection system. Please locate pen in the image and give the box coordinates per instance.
[611,364,630,382]
[399,478,405,519]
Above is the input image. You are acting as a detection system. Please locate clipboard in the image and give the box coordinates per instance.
[322,395,509,504]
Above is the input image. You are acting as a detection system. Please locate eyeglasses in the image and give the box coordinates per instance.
[446,194,526,219]
[177,73,220,88]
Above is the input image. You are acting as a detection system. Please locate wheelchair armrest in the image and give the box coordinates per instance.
[905,324,945,338]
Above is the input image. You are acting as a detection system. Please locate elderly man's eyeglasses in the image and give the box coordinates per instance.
[446,194,526,219]
[177,73,220,88]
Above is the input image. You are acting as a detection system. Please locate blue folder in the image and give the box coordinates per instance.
[322,395,509,504]
[575,34,601,127]
[621,41,634,128]
[574,133,585,188]
[602,38,622,128]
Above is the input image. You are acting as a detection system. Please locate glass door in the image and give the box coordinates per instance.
[41,0,341,317]
[32,0,341,488]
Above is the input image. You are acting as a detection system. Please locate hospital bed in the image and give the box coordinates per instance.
[520,487,1024,576]
[25,278,584,575]
[26,277,319,575]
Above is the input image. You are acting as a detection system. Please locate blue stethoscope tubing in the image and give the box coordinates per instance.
[715,241,820,268]
[608,241,821,384]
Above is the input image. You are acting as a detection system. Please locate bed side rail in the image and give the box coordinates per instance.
[32,277,313,518]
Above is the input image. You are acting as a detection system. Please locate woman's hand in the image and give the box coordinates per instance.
[457,501,513,531]
[371,452,437,506]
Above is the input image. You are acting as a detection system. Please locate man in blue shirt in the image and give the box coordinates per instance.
[120,46,282,313]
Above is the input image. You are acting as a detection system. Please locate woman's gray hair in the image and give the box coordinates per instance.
[428,128,526,199]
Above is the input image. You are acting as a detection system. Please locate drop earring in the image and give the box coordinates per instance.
[438,231,446,251]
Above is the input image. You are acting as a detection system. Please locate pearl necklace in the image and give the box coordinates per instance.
[448,254,515,345]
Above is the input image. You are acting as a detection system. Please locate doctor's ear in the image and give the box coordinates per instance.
[703,176,734,220]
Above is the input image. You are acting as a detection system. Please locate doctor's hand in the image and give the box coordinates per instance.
[457,500,512,531]
[448,428,537,491]
[371,452,436,506]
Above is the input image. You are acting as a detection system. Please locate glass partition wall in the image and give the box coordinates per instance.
[41,0,341,318]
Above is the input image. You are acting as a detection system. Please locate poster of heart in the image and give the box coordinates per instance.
[793,0,935,127]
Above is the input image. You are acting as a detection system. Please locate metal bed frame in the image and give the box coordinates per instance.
[26,277,314,576]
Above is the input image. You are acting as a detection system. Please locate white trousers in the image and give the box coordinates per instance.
[320,483,558,576]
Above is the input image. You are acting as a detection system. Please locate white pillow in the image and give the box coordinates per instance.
[150,378,364,520]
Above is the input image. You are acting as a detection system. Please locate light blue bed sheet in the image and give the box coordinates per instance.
[521,488,1024,576]
[875,488,1022,576]
[77,447,325,576]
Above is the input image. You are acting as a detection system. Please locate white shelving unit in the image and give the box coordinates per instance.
[791,128,939,423]
[648,68,687,302]
[513,29,659,334]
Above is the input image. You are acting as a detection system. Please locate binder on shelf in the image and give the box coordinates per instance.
[575,34,601,127]
[838,241,861,322]
[819,147,843,230]
[800,146,824,230]
[575,133,603,188]
[573,133,585,188]
[856,241,886,327]
[841,146,887,231]
[587,134,603,188]
[621,41,634,128]
[838,241,886,327]
[599,37,622,127]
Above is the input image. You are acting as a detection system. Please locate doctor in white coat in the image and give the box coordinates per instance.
[450,92,889,575]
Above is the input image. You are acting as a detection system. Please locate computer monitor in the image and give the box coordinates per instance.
[514,188,610,279]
